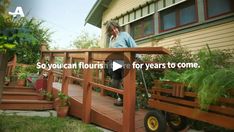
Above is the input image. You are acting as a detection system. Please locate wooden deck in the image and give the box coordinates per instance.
[53,82,147,132]
[39,47,170,132]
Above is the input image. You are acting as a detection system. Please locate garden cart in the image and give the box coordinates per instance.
[144,80,234,132]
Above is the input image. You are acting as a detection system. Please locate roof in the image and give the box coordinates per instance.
[85,0,112,28]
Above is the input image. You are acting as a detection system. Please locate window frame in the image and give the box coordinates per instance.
[130,15,155,40]
[204,0,234,20]
[159,0,198,33]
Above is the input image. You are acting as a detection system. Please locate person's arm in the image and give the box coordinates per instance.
[124,32,137,48]
[124,32,141,59]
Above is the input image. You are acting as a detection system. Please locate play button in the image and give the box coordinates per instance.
[113,60,123,71]
[104,53,131,79]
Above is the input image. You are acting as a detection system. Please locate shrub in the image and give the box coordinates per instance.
[163,48,234,109]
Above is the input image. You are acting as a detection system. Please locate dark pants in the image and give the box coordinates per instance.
[111,68,123,99]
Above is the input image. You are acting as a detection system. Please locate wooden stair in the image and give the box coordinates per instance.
[0,86,53,110]
[2,91,41,100]
[3,86,36,92]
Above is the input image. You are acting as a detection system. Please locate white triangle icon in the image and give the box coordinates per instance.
[113,61,123,71]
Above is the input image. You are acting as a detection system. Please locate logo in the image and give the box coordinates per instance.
[9,6,25,18]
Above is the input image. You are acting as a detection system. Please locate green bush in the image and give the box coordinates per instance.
[163,48,234,109]
[24,65,38,73]
[136,46,195,108]
[18,72,28,80]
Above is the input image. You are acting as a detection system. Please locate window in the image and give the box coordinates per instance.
[131,16,154,39]
[205,0,234,19]
[159,0,197,32]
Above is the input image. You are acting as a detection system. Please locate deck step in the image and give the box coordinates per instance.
[2,91,41,100]
[4,86,36,92]
[0,99,53,110]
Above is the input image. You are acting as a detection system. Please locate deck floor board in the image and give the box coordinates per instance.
[53,82,146,132]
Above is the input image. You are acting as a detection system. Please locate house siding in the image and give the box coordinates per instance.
[142,21,234,51]
[99,0,234,51]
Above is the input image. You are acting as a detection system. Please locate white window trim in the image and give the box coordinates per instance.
[158,0,187,12]
[120,12,155,26]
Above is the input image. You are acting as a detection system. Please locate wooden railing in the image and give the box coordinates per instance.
[40,47,170,132]
[6,54,17,76]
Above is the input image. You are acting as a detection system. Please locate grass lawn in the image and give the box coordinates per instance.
[0,115,103,132]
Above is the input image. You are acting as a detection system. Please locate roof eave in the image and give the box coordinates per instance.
[85,0,112,28]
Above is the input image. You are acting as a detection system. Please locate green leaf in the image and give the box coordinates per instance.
[3,43,16,49]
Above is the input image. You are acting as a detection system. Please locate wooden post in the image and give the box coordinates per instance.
[39,53,45,75]
[0,53,9,102]
[100,66,105,96]
[47,53,55,93]
[82,52,92,123]
[11,54,17,75]
[122,52,136,132]
[61,52,72,95]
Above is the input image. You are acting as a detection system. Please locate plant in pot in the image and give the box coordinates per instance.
[56,91,70,117]
[4,76,10,85]
[17,72,28,86]
[38,89,47,100]
[45,92,53,101]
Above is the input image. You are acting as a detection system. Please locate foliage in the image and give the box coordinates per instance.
[58,91,70,106]
[0,0,10,15]
[0,0,51,63]
[13,66,27,79]
[11,18,51,64]
[24,65,38,73]
[163,48,234,109]
[45,92,53,101]
[72,31,100,49]
[18,72,28,80]
[135,46,195,108]
[39,89,47,96]
[0,115,102,132]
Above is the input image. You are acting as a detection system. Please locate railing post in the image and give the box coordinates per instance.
[39,53,45,75]
[47,53,55,93]
[123,52,136,132]
[82,51,92,123]
[61,52,71,95]
[100,61,106,96]
[7,54,17,76]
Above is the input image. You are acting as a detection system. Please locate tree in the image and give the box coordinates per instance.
[0,1,51,101]
[72,31,100,49]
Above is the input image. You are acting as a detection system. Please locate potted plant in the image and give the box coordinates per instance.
[38,89,46,100]
[56,91,70,117]
[17,72,28,86]
[4,77,10,85]
[45,92,53,101]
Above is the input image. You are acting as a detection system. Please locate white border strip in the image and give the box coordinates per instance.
[120,12,155,26]
[158,0,187,12]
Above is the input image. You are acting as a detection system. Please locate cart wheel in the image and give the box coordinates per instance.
[144,110,166,132]
[166,112,187,131]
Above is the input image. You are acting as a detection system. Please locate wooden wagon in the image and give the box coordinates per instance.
[144,80,234,132]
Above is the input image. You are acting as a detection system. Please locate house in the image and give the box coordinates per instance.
[85,0,234,51]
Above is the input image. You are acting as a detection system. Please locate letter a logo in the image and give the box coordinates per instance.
[9,6,25,18]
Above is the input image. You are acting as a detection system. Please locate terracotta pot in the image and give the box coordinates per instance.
[57,106,69,117]
[17,79,25,86]
[54,98,62,111]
